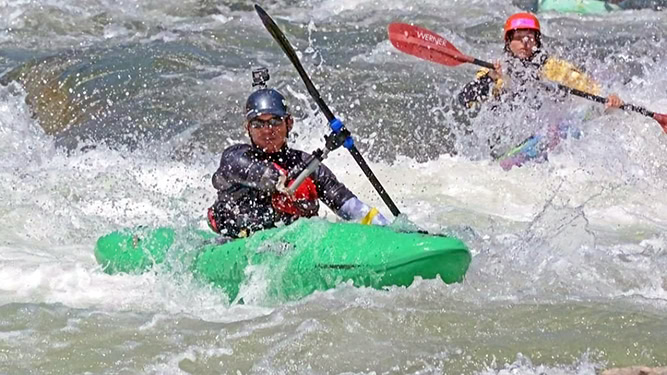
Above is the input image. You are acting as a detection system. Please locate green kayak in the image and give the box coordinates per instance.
[538,0,621,14]
[95,219,471,302]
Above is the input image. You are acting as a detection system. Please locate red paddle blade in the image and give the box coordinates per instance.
[388,23,473,67]
[654,112,667,133]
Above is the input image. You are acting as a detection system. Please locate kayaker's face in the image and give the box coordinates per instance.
[509,29,538,60]
[246,114,292,153]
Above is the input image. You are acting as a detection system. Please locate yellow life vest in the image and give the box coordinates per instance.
[540,58,601,95]
[475,57,601,97]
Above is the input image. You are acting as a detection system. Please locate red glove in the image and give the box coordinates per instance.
[271,163,319,216]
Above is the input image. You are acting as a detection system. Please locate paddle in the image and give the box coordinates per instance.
[387,22,667,133]
[255,4,401,217]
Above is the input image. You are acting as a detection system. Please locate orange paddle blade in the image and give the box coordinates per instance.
[388,23,473,67]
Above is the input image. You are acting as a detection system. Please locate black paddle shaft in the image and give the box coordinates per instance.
[254,4,401,217]
[473,59,656,118]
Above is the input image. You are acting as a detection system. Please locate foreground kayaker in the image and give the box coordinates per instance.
[456,12,625,169]
[207,82,389,238]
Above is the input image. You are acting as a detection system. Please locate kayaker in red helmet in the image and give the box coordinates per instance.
[456,13,626,169]
[459,12,623,108]
[207,68,388,238]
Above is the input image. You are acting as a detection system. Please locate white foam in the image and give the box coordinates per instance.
[1,0,667,315]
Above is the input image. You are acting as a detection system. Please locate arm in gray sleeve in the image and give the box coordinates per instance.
[310,161,357,213]
[212,144,282,192]
[457,74,495,109]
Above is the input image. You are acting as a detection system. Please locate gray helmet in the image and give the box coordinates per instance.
[245,88,289,120]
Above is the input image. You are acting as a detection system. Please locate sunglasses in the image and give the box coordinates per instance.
[248,116,286,129]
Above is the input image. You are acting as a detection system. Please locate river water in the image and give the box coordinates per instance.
[1,0,666,373]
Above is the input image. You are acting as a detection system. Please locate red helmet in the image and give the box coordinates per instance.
[504,13,541,40]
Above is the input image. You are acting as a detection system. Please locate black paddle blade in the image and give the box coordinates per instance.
[253,4,401,217]
[254,4,334,121]
[254,5,294,66]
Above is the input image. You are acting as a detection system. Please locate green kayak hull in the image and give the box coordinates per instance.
[94,219,471,302]
[538,0,621,13]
